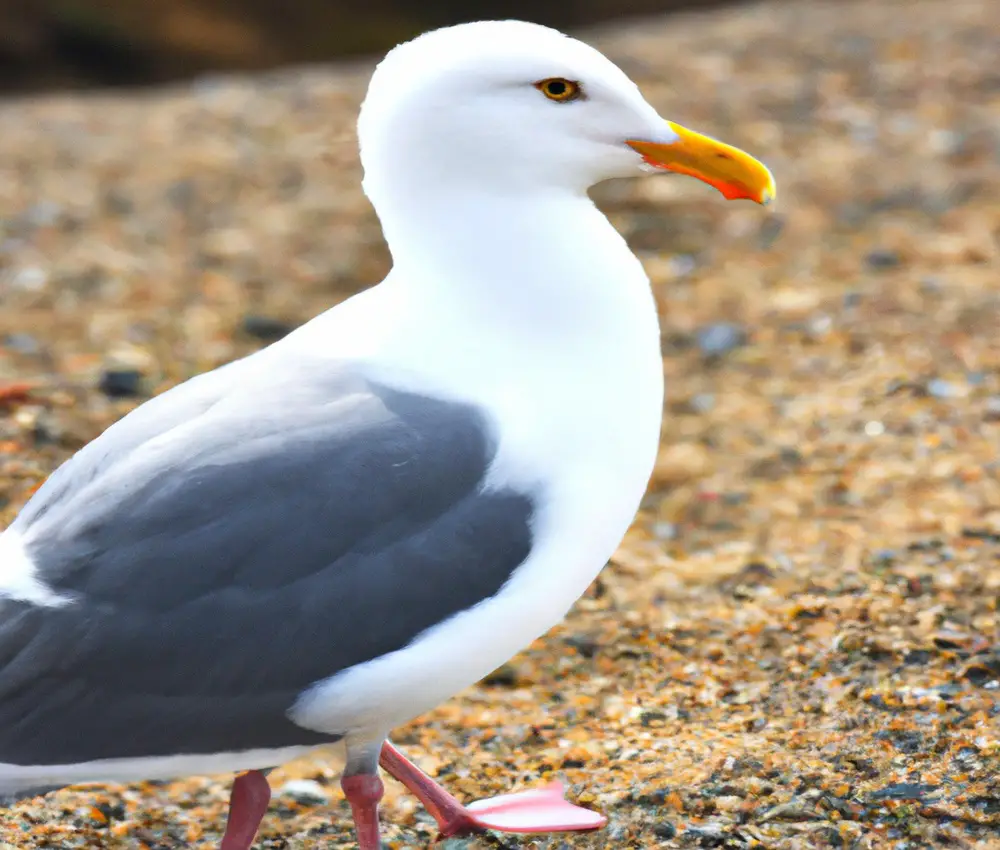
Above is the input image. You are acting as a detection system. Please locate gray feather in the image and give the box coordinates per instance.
[0,352,534,767]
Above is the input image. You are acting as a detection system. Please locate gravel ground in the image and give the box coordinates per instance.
[1,0,999,847]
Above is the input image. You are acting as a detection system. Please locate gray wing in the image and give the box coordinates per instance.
[0,353,534,766]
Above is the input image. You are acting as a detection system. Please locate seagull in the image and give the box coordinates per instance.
[0,19,773,850]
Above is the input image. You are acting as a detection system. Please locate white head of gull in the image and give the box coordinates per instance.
[0,20,774,850]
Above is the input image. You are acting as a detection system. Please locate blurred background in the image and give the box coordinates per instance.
[4,0,744,92]
[1,0,999,847]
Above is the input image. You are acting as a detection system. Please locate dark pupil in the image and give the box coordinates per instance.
[547,81,567,96]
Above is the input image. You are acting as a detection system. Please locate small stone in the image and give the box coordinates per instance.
[166,179,198,212]
[438,839,481,850]
[770,287,821,316]
[103,189,134,216]
[864,249,901,270]
[653,521,677,540]
[242,315,295,342]
[3,333,41,355]
[564,634,600,658]
[481,663,520,687]
[202,228,255,260]
[760,799,816,821]
[696,323,747,357]
[689,393,715,413]
[99,369,144,399]
[842,291,863,309]
[984,398,1000,421]
[279,779,330,806]
[962,653,1000,686]
[805,314,833,339]
[22,200,62,228]
[867,783,940,802]
[10,267,48,291]
[836,202,869,227]
[653,442,711,486]
[668,254,697,278]
[756,215,785,250]
[684,822,728,841]
[652,819,677,839]
[926,378,963,399]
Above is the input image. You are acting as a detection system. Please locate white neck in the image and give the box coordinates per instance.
[375,186,655,344]
[285,185,662,424]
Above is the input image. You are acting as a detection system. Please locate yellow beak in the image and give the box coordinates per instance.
[627,122,775,205]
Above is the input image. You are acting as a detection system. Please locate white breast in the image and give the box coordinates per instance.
[288,199,664,743]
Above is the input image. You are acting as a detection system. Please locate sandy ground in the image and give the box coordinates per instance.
[0,0,998,846]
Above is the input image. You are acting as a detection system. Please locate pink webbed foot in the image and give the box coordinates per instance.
[379,740,606,838]
[459,783,608,834]
[220,770,272,850]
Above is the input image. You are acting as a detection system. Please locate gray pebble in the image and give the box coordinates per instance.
[696,323,747,357]
[3,333,41,355]
[690,393,716,413]
[865,249,901,270]
[242,314,294,342]
[279,779,330,806]
[653,521,677,540]
[927,378,960,399]
[99,369,144,399]
[10,267,48,291]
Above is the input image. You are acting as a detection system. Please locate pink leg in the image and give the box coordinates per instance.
[379,740,607,837]
[379,740,480,837]
[220,770,272,850]
[341,773,385,850]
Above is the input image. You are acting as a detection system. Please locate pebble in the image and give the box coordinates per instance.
[10,267,48,291]
[22,201,62,228]
[689,393,715,414]
[926,378,963,399]
[166,179,198,212]
[868,783,940,802]
[695,323,746,358]
[760,799,816,821]
[756,215,785,250]
[842,290,863,310]
[985,397,1000,421]
[652,819,677,839]
[653,442,711,486]
[667,254,697,278]
[864,248,901,270]
[242,314,295,342]
[102,189,135,216]
[653,521,678,540]
[279,779,330,806]
[3,333,41,355]
[98,369,144,399]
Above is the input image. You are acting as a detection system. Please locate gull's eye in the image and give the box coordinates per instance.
[535,78,582,102]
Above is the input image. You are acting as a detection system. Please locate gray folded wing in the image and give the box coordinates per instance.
[0,355,534,766]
